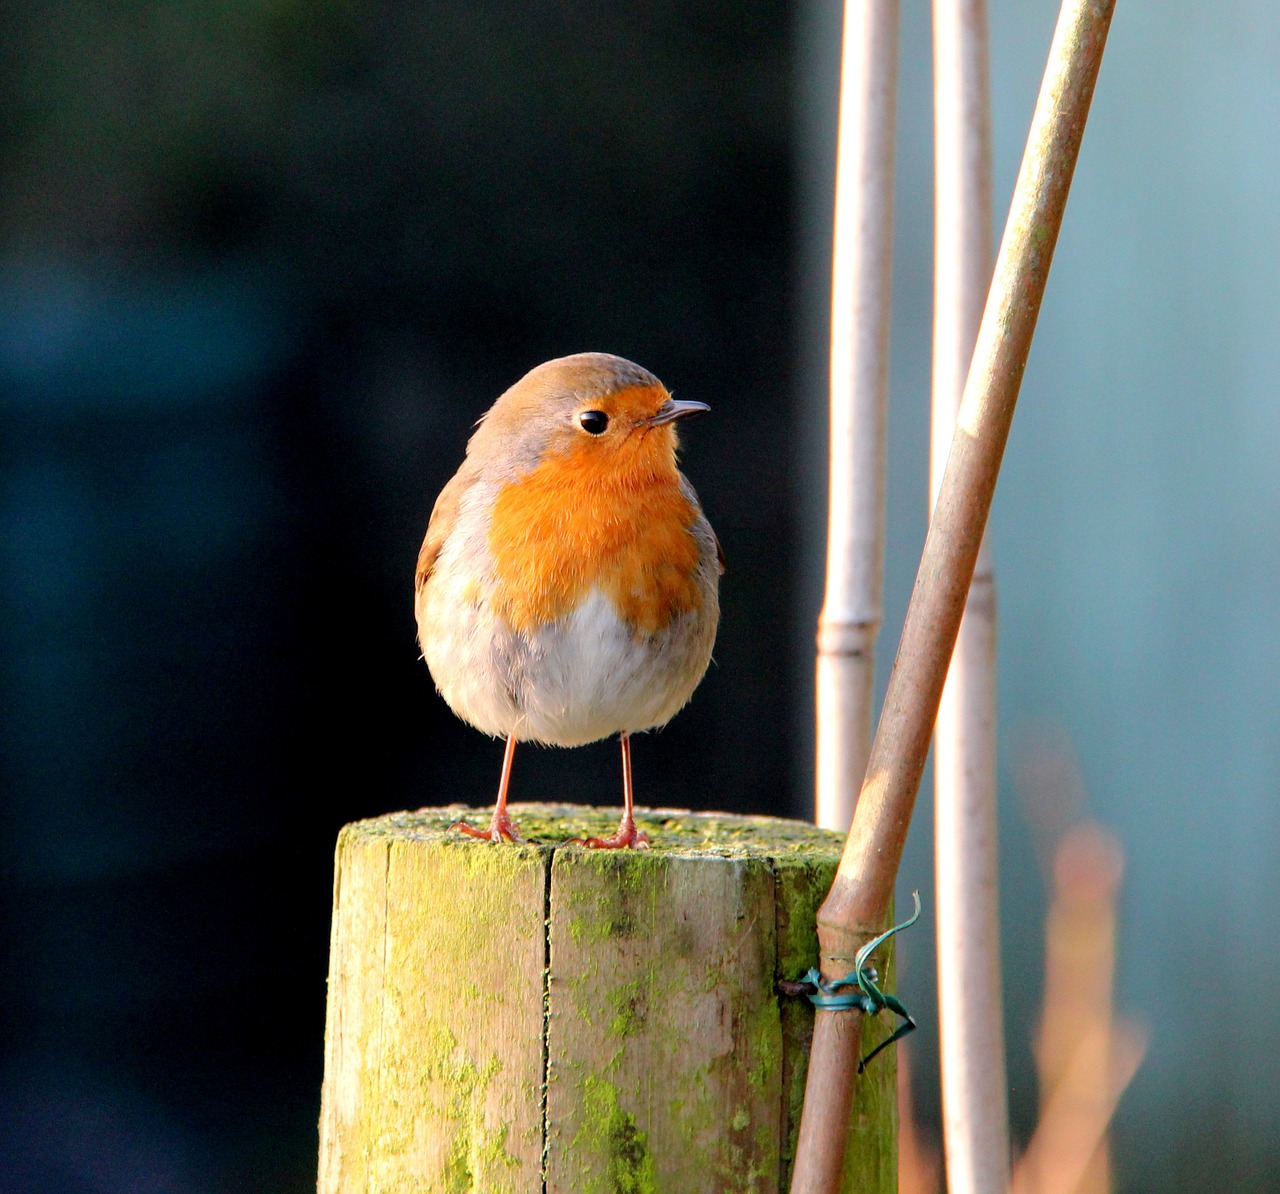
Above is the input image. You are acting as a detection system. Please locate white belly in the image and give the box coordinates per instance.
[421,582,713,747]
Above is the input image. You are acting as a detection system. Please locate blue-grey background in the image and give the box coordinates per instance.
[1,0,1275,1188]
[797,2,1280,1189]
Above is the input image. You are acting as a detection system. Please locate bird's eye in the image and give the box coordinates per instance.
[578,410,609,435]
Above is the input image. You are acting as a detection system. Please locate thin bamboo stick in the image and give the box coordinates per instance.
[791,2,1116,1189]
[1011,824,1148,1194]
[897,1044,942,1194]
[815,0,899,833]
[930,1,1010,1190]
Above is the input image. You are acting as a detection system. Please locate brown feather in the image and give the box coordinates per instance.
[415,465,472,602]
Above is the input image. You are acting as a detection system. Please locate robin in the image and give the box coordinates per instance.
[415,352,722,848]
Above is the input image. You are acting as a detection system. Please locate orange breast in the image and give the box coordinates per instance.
[487,430,703,636]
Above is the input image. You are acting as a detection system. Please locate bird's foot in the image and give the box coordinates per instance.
[451,808,524,843]
[571,818,650,850]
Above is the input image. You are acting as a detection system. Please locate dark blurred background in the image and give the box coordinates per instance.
[3,0,1279,1190]
[0,2,793,1190]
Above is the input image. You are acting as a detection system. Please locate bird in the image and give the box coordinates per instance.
[414,352,722,848]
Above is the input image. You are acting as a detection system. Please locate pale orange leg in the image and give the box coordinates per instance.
[452,735,523,842]
[575,732,650,850]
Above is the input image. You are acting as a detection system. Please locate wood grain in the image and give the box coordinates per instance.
[318,804,896,1193]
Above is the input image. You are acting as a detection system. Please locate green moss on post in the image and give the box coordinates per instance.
[318,805,896,1193]
[546,846,778,1192]
[318,824,549,1191]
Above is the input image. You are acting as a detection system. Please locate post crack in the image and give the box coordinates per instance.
[539,845,555,1192]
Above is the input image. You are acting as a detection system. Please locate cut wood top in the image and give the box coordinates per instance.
[342,802,846,860]
[320,802,896,1193]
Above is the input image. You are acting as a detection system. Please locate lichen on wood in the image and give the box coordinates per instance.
[318,804,896,1193]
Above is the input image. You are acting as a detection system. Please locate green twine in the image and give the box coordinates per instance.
[792,890,922,1073]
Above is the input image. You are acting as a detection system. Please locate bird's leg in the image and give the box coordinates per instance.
[452,735,524,842]
[575,732,650,850]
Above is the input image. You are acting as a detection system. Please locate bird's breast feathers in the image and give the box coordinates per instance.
[485,445,707,637]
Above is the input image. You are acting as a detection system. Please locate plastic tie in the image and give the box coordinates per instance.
[784,890,922,1072]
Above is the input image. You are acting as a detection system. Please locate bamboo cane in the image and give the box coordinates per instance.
[1011,822,1148,1194]
[930,1,1011,1190]
[791,2,1116,1189]
[815,0,899,833]
[897,1045,941,1194]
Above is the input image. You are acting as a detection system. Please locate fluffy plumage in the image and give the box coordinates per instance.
[414,352,721,845]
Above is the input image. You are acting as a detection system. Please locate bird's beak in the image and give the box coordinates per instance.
[641,399,710,427]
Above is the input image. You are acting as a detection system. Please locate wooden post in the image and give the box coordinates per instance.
[319,804,897,1193]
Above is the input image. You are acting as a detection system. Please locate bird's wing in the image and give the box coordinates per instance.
[680,473,724,576]
[415,465,472,601]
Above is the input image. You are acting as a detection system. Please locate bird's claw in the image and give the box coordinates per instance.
[570,820,650,850]
[451,812,524,843]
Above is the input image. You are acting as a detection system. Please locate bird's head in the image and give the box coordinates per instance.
[470,353,708,484]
